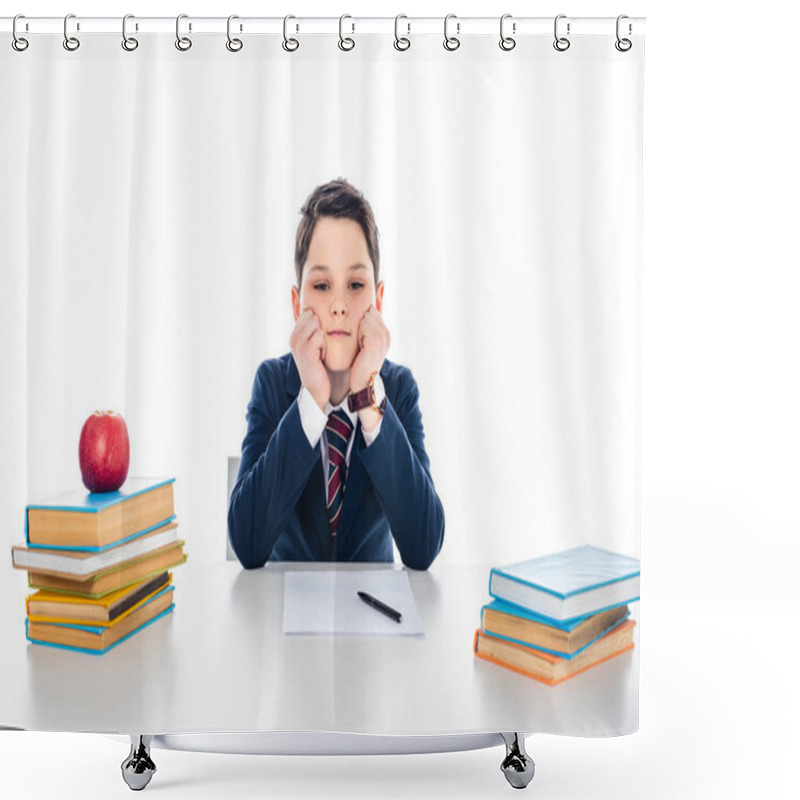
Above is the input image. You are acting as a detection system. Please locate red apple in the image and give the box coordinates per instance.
[79,411,130,493]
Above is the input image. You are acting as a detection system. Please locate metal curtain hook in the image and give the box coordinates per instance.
[499,14,516,51]
[122,14,139,51]
[12,14,29,51]
[339,14,355,51]
[553,14,570,52]
[176,13,192,51]
[283,15,299,51]
[443,14,460,51]
[227,15,243,51]
[394,14,410,51]
[63,13,80,51]
[615,14,632,51]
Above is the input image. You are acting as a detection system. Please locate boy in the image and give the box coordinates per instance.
[228,179,444,570]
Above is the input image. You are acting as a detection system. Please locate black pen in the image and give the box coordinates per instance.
[357,591,403,623]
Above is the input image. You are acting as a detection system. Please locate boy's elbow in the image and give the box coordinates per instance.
[402,511,445,571]
[228,527,267,569]
[227,497,268,570]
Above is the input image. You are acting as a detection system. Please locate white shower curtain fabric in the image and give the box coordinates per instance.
[1,27,643,736]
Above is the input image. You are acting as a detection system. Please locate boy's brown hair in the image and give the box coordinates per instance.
[295,178,380,287]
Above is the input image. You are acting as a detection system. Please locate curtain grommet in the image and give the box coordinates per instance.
[499,14,516,51]
[12,14,29,51]
[443,14,460,51]
[121,14,139,52]
[394,15,411,51]
[338,15,355,51]
[226,15,243,52]
[175,14,192,51]
[553,14,570,52]
[63,13,80,51]
[282,15,299,52]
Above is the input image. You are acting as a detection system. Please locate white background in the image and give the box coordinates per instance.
[1,2,798,799]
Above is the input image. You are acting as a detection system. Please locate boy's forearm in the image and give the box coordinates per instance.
[228,401,319,567]
[359,401,445,570]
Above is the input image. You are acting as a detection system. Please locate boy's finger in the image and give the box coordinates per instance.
[298,310,322,339]
[311,328,327,361]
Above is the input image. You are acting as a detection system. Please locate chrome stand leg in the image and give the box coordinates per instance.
[500,732,535,789]
[121,734,156,791]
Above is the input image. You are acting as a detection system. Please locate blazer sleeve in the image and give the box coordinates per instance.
[358,367,445,570]
[227,361,320,568]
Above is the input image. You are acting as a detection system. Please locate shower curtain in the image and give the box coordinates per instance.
[1,16,644,740]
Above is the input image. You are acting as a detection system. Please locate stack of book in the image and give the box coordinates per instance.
[474,545,640,686]
[11,477,187,655]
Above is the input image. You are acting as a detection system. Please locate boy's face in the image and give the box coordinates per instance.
[292,216,384,374]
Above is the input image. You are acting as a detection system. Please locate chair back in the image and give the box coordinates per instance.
[225,455,241,561]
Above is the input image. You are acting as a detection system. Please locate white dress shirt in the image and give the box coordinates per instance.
[297,386,382,483]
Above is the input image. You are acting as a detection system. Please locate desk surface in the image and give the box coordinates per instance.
[1,561,638,736]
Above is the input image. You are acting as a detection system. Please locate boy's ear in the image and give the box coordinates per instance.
[375,280,385,313]
[291,285,301,321]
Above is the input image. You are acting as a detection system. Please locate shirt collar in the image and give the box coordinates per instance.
[325,394,358,432]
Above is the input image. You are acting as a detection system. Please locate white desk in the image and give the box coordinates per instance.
[1,561,638,737]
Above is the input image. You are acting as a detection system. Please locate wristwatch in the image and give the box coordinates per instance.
[347,371,386,414]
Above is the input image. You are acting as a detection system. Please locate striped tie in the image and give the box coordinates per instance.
[326,408,354,539]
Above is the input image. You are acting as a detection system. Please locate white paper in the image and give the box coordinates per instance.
[283,570,424,635]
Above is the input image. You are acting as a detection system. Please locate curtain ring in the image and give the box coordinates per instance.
[553,14,570,52]
[227,15,243,52]
[63,13,80,51]
[12,15,29,52]
[339,14,355,51]
[615,15,632,52]
[122,14,139,52]
[175,14,192,51]
[443,14,460,51]
[283,15,299,52]
[499,14,516,51]
[394,14,411,51]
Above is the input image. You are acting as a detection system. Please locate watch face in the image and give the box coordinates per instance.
[372,374,386,407]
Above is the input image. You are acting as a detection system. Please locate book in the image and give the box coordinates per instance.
[489,545,640,622]
[25,477,175,551]
[26,571,171,625]
[28,541,187,598]
[12,522,179,577]
[26,586,175,654]
[474,618,636,686]
[481,601,630,659]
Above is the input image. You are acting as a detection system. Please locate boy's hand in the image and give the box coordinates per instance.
[350,305,391,395]
[290,309,330,411]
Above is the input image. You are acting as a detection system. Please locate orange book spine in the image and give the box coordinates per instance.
[473,628,635,686]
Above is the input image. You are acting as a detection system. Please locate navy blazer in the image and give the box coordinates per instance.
[227,353,444,570]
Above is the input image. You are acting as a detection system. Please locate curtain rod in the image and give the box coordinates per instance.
[1,16,646,37]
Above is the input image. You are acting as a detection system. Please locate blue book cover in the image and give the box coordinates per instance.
[489,545,640,621]
[25,477,176,551]
[26,477,175,515]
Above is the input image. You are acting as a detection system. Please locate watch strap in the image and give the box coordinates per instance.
[348,384,374,413]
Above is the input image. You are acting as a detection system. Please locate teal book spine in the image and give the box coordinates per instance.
[25,603,175,656]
